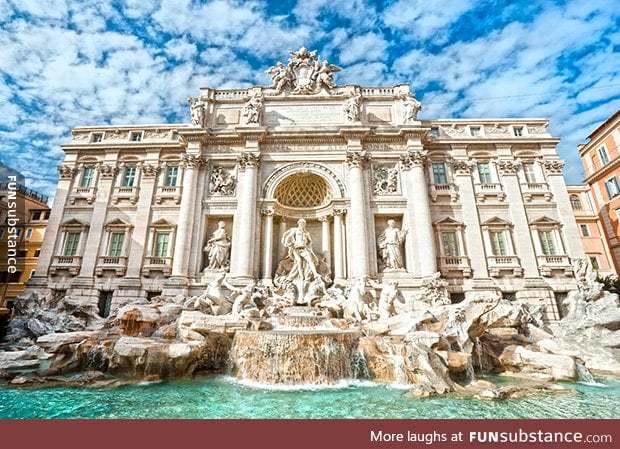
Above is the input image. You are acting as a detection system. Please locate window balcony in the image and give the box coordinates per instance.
[96,255,128,276]
[112,186,140,205]
[154,186,182,205]
[142,256,173,277]
[49,255,82,276]
[537,254,572,277]
[438,256,472,277]
[429,183,459,202]
[69,186,97,205]
[520,182,552,202]
[474,183,506,202]
[487,255,523,278]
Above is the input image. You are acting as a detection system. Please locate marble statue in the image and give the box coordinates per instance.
[374,166,399,195]
[400,93,421,123]
[377,220,408,271]
[265,61,292,93]
[343,92,362,122]
[367,279,406,320]
[208,166,236,196]
[281,219,321,281]
[421,272,451,306]
[204,221,231,271]
[242,92,264,124]
[571,258,589,291]
[187,97,205,127]
[231,283,257,316]
[315,60,341,90]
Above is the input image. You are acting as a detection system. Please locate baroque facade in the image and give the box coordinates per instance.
[30,48,584,320]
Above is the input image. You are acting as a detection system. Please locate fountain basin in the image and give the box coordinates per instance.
[230,329,365,385]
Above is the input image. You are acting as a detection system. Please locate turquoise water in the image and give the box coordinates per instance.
[1,376,619,419]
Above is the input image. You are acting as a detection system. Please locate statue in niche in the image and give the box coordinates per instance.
[274,218,331,304]
[377,219,408,271]
[208,166,236,196]
[367,279,406,320]
[265,62,292,94]
[242,91,264,124]
[400,93,422,123]
[374,166,399,195]
[204,221,231,271]
[187,97,205,127]
[343,91,362,122]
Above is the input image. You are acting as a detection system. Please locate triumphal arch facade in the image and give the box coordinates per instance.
[30,48,584,319]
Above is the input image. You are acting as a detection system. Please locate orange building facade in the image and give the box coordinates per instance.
[579,110,620,274]
[566,185,615,276]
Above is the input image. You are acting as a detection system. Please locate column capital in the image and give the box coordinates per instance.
[497,159,521,176]
[141,163,161,178]
[541,159,565,176]
[399,149,427,170]
[318,214,331,222]
[99,163,118,179]
[345,151,369,169]
[57,164,77,180]
[452,159,475,176]
[181,153,204,169]
[261,207,274,217]
[333,208,347,216]
[237,152,261,170]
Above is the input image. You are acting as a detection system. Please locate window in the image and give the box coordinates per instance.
[15,228,22,238]
[8,271,21,283]
[429,127,440,137]
[432,163,448,184]
[91,133,103,143]
[441,231,460,257]
[605,177,620,199]
[470,126,481,137]
[17,249,27,258]
[522,162,537,183]
[122,166,137,187]
[0,229,4,239]
[477,163,493,184]
[34,249,41,257]
[130,131,142,142]
[165,166,179,186]
[589,256,600,271]
[43,211,50,220]
[580,224,590,237]
[598,146,610,165]
[570,194,582,210]
[539,230,557,256]
[32,211,42,220]
[80,167,96,188]
[513,126,524,137]
[25,228,32,239]
[108,232,125,257]
[490,231,508,256]
[63,232,81,256]
[154,233,170,257]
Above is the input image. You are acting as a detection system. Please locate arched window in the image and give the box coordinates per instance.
[570,194,582,210]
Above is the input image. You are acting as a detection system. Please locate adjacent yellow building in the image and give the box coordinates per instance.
[0,182,50,314]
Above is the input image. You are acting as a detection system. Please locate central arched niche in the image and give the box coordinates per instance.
[274,173,332,209]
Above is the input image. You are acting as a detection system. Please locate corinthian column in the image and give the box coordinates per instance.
[333,209,345,282]
[401,144,436,276]
[261,208,274,283]
[171,153,202,277]
[230,152,260,281]
[319,215,331,269]
[346,151,370,278]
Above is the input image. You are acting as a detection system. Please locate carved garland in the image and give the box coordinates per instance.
[497,160,521,176]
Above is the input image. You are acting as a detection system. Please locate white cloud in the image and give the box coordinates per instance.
[338,33,388,65]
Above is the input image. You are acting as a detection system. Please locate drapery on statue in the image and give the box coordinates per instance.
[187,97,205,127]
[400,93,422,123]
[343,91,362,122]
[204,221,231,270]
[281,218,320,281]
[377,219,408,270]
[242,91,264,124]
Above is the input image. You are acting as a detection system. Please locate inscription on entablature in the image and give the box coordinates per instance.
[261,143,347,152]
[364,143,406,151]
[264,104,342,125]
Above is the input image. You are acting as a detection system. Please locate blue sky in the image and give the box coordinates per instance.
[0,0,619,199]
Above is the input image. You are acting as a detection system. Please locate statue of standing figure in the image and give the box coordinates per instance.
[242,91,264,124]
[400,93,422,123]
[377,219,408,271]
[343,92,362,122]
[187,97,206,127]
[204,221,231,271]
[367,279,406,320]
[282,218,320,281]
